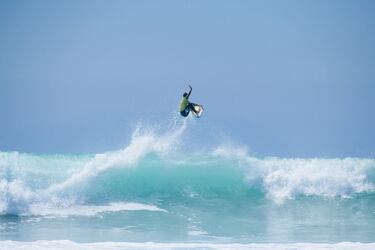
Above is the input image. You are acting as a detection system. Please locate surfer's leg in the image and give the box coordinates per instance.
[180,109,189,117]
[188,103,198,113]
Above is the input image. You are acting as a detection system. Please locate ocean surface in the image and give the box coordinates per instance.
[1,120,374,249]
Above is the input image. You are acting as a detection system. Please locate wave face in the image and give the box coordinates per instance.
[1,146,374,215]
[1,121,375,243]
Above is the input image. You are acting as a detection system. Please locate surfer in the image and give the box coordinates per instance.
[179,85,201,117]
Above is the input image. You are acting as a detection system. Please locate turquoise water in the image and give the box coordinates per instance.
[0,123,375,249]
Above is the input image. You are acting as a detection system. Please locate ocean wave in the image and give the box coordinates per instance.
[213,145,375,203]
[0,121,187,215]
[0,121,374,216]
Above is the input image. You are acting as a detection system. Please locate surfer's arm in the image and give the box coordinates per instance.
[187,85,192,98]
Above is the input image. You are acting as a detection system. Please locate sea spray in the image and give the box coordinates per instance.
[46,119,187,194]
[0,120,188,215]
[0,121,375,243]
[0,148,374,215]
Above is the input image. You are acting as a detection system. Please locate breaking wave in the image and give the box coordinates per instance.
[0,119,374,216]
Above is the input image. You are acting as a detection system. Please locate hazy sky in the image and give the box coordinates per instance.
[1,0,374,157]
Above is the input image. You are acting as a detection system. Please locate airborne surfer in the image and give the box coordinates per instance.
[179,85,203,118]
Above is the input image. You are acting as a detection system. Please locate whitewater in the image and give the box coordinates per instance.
[1,118,374,249]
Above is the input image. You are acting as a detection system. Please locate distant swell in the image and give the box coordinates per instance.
[0,120,374,216]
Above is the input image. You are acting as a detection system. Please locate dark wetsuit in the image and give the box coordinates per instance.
[180,102,197,117]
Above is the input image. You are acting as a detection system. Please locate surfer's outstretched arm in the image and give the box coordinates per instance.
[187,85,192,98]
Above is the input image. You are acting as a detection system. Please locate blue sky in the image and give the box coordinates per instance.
[0,0,374,157]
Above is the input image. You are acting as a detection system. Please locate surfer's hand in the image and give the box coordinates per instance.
[189,85,192,90]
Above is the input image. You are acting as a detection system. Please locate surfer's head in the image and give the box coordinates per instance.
[183,92,188,97]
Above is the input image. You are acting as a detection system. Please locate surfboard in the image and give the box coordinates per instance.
[192,104,204,118]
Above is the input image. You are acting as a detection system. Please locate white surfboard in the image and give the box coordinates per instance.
[192,104,204,118]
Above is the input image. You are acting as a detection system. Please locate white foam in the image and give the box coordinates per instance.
[29,202,166,217]
[0,121,187,216]
[213,145,375,203]
[46,120,187,194]
[212,145,250,159]
[188,229,208,236]
[0,179,37,215]
[1,241,374,250]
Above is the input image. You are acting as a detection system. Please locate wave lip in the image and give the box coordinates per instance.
[45,120,187,195]
[258,157,375,202]
[0,121,187,216]
[213,146,375,202]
